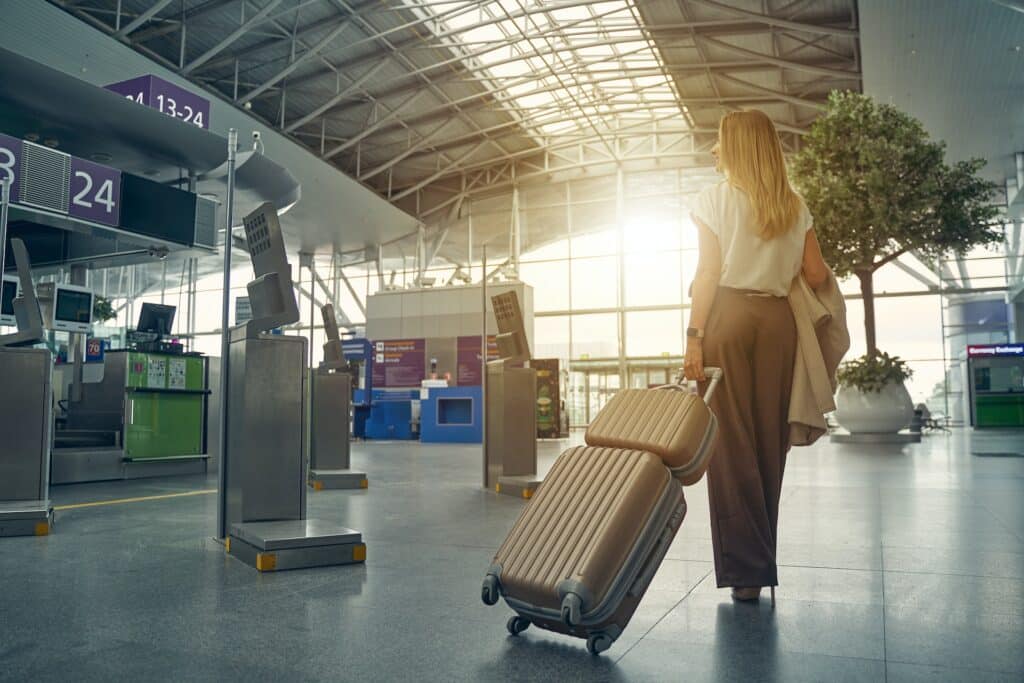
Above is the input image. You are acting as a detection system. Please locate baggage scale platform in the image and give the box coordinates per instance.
[0,500,53,537]
[309,469,369,491]
[228,519,365,572]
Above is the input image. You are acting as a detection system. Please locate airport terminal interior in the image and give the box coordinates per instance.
[1,1,1023,681]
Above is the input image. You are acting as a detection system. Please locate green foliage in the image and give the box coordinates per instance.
[836,352,913,394]
[790,91,1002,279]
[92,296,116,323]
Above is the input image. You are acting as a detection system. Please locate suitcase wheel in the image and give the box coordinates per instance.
[481,575,500,606]
[506,615,531,636]
[586,633,613,656]
[561,593,583,627]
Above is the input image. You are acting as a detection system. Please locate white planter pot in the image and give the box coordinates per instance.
[834,381,914,434]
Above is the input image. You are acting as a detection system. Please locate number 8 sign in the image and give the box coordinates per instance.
[69,157,121,227]
[0,133,23,201]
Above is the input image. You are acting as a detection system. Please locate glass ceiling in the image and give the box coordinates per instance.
[415,0,682,138]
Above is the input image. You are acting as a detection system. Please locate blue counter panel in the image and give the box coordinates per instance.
[421,386,483,444]
[365,400,415,440]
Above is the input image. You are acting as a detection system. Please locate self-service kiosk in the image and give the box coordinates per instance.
[0,238,54,537]
[484,290,540,499]
[222,202,364,571]
[309,304,368,490]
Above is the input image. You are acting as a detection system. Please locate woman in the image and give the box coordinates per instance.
[684,110,829,603]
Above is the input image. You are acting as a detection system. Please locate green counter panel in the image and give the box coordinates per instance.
[975,394,1024,428]
[126,352,205,390]
[123,351,208,458]
[125,392,204,458]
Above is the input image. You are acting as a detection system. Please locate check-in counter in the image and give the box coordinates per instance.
[967,344,1024,428]
[420,386,483,443]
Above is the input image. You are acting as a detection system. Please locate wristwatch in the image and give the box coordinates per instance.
[686,327,705,340]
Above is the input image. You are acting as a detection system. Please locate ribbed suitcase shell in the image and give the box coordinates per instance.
[484,446,686,650]
[585,388,716,485]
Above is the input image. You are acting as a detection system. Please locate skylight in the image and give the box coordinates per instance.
[413,0,682,138]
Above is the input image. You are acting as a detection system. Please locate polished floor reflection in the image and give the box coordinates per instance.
[2,429,1022,681]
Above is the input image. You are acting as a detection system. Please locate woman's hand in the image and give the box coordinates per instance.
[683,341,706,382]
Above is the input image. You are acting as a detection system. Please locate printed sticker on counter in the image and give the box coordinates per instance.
[147,357,167,389]
[168,359,187,390]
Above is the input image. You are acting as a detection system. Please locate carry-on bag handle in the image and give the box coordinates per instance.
[659,366,723,405]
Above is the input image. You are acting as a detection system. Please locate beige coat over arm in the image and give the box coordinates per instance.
[787,270,850,447]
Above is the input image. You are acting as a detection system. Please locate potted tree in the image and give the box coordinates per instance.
[93,295,116,324]
[791,91,1002,434]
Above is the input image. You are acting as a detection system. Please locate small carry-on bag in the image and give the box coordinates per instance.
[585,369,721,486]
[481,368,722,655]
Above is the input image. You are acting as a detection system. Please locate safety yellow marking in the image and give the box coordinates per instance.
[225,538,231,553]
[360,479,369,489]
[54,489,216,511]
[313,481,324,491]
[353,544,367,562]
[522,489,533,500]
[256,553,277,571]
[34,522,50,536]
[494,483,502,493]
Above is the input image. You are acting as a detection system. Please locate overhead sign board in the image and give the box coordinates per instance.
[69,157,121,226]
[967,344,1024,358]
[0,133,120,227]
[105,75,211,129]
[0,132,23,200]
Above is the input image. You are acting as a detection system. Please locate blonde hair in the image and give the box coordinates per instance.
[718,110,801,239]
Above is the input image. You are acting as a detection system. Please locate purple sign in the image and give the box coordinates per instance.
[0,133,22,202]
[456,335,499,386]
[106,75,211,129]
[371,339,426,388]
[69,157,121,226]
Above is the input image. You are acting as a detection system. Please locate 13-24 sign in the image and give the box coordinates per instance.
[106,75,211,130]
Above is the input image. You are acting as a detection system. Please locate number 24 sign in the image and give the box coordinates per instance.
[0,133,120,228]
[69,158,121,227]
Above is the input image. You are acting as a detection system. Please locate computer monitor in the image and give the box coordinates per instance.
[51,284,94,334]
[0,275,17,327]
[137,303,176,337]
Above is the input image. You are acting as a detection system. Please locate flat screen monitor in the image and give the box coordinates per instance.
[1,276,17,327]
[137,303,176,336]
[52,284,94,334]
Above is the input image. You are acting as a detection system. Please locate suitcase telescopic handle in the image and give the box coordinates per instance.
[668,366,723,405]
[700,367,723,404]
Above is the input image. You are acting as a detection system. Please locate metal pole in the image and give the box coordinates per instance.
[309,258,315,369]
[216,129,238,540]
[481,243,488,488]
[69,265,87,403]
[187,173,198,351]
[0,178,10,279]
[615,166,627,390]
[467,203,473,282]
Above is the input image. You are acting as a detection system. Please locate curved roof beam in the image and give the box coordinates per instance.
[686,0,858,36]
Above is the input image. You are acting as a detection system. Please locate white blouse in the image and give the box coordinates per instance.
[691,181,812,297]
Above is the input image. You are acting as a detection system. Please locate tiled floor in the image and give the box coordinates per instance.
[2,429,1023,682]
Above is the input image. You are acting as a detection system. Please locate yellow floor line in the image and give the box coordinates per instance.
[54,489,216,511]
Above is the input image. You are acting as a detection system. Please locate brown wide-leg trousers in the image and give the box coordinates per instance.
[701,287,796,589]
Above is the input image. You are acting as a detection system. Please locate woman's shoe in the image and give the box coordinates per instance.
[731,586,761,601]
